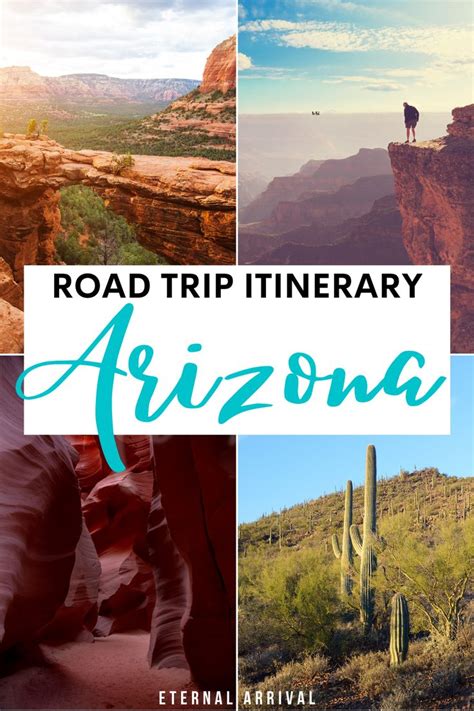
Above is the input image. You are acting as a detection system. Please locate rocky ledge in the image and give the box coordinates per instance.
[388,104,474,352]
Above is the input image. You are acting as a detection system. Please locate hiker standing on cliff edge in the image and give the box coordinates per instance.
[403,102,419,143]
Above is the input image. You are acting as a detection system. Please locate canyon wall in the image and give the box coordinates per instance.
[0,358,83,651]
[389,104,474,352]
[149,436,236,690]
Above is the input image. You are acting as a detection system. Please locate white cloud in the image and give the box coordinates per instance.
[295,0,406,21]
[238,52,253,70]
[238,64,308,81]
[241,19,472,63]
[323,75,401,90]
[321,54,474,94]
[0,0,235,79]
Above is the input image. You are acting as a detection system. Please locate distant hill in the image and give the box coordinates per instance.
[241,148,391,224]
[239,171,268,209]
[240,195,409,265]
[239,468,473,554]
[238,147,406,264]
[0,66,199,103]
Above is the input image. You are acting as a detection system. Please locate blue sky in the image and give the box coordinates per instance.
[238,0,473,113]
[238,356,474,522]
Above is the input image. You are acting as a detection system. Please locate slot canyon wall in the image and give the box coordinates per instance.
[0,358,235,693]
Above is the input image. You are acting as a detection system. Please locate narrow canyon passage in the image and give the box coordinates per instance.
[0,632,195,709]
[0,360,236,711]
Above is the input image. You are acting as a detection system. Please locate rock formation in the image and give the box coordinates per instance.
[80,438,155,637]
[199,36,236,95]
[0,358,83,651]
[148,436,236,690]
[0,136,235,282]
[0,298,23,353]
[388,104,474,352]
[0,258,22,309]
[41,523,101,643]
[67,435,111,493]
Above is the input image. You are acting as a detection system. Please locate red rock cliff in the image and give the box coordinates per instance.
[200,36,236,95]
[388,104,474,352]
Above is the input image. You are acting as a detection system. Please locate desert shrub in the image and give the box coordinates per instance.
[379,687,412,711]
[109,152,135,175]
[294,653,329,680]
[327,619,381,661]
[239,547,340,685]
[239,644,288,686]
[260,654,328,691]
[336,638,473,707]
[209,89,223,101]
[241,654,328,710]
[335,650,395,697]
[26,118,38,137]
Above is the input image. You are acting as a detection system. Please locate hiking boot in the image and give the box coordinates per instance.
[405,140,409,143]
[412,139,416,143]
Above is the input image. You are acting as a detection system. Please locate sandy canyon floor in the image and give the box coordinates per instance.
[0,632,197,710]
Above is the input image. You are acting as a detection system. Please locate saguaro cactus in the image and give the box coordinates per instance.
[390,593,409,665]
[332,480,354,597]
[350,444,378,631]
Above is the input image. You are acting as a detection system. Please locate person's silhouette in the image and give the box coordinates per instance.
[403,102,420,143]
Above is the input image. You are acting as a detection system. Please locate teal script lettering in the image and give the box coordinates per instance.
[16,304,447,472]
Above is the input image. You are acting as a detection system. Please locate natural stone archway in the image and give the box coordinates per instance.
[0,136,236,285]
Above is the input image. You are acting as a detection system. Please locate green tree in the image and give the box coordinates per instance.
[378,515,473,640]
[56,185,161,266]
[39,119,49,136]
[256,548,341,654]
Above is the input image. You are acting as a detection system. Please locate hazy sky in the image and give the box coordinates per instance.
[0,0,235,79]
[239,357,474,522]
[239,0,473,113]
